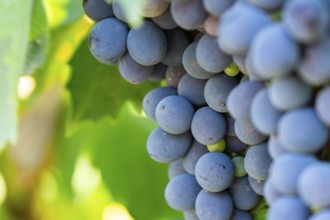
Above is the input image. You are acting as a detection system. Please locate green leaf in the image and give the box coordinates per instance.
[67,37,158,121]
[24,0,49,75]
[251,199,268,220]
[91,103,180,219]
[0,1,34,147]
[57,102,180,219]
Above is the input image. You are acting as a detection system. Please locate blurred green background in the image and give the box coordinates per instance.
[0,0,180,219]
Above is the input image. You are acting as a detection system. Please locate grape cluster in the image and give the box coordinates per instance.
[83,0,330,219]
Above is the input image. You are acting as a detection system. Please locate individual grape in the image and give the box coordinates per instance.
[234,120,268,145]
[195,190,233,220]
[183,209,199,220]
[264,178,283,205]
[249,23,300,79]
[112,0,127,22]
[251,88,282,135]
[244,143,272,181]
[271,153,316,195]
[298,162,330,208]
[89,18,128,65]
[191,107,227,145]
[248,175,265,196]
[178,73,207,106]
[218,1,270,55]
[146,126,192,163]
[182,140,208,175]
[225,135,248,153]
[141,0,170,18]
[148,63,167,82]
[162,28,190,67]
[277,108,329,154]
[267,196,311,220]
[298,37,330,86]
[247,0,284,10]
[224,63,240,77]
[283,0,329,43]
[225,113,236,137]
[143,87,177,121]
[151,7,178,30]
[170,0,208,30]
[230,209,252,220]
[83,0,114,21]
[267,135,288,160]
[165,65,186,88]
[227,81,265,121]
[309,209,330,220]
[195,152,235,192]
[268,75,312,111]
[232,156,247,177]
[118,53,154,84]
[229,176,260,211]
[204,74,239,113]
[165,173,201,211]
[207,139,226,152]
[316,86,330,126]
[203,15,218,37]
[196,34,232,73]
[156,95,194,134]
[182,42,216,80]
[202,0,234,16]
[168,159,186,179]
[127,21,167,66]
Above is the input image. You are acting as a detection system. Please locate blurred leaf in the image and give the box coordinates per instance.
[44,0,85,29]
[33,17,91,93]
[67,38,158,121]
[0,1,33,147]
[57,102,180,219]
[29,0,48,41]
[24,0,49,75]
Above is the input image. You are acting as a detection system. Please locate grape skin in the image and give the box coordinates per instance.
[277,108,329,154]
[316,86,330,126]
[178,73,207,107]
[143,87,177,121]
[118,53,154,84]
[195,152,235,192]
[165,173,201,211]
[182,141,208,175]
[196,34,232,73]
[168,159,186,179]
[251,88,282,135]
[229,176,260,211]
[83,0,114,21]
[191,107,227,145]
[227,81,265,121]
[156,95,194,134]
[244,143,272,181]
[170,0,208,30]
[234,120,268,146]
[127,21,167,66]
[298,162,330,208]
[249,23,300,79]
[146,126,192,163]
[270,152,316,195]
[89,18,128,65]
[267,196,310,220]
[204,74,239,113]
[195,190,233,220]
